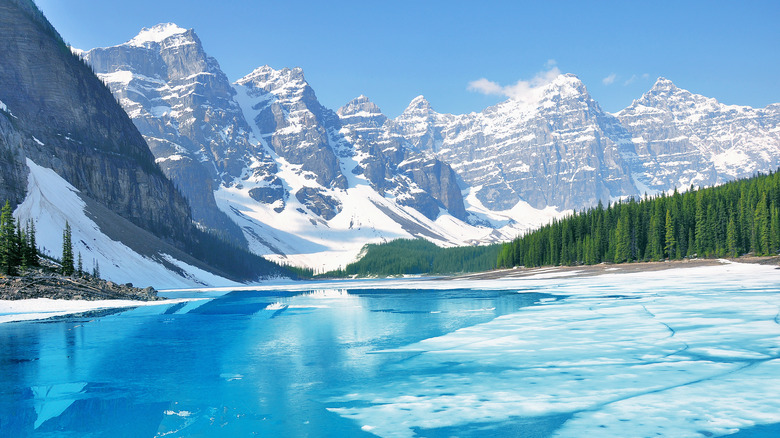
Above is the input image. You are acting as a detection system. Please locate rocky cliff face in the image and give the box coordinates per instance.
[336,95,466,220]
[393,75,780,212]
[85,27,482,268]
[392,75,638,212]
[0,0,193,243]
[84,23,265,244]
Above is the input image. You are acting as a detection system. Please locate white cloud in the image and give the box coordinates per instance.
[602,73,617,85]
[467,78,504,96]
[467,62,562,105]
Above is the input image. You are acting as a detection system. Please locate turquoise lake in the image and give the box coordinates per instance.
[2,263,780,437]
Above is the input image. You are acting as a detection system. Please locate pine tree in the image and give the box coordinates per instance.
[26,219,38,267]
[754,194,770,255]
[664,209,676,259]
[694,191,706,255]
[726,217,738,258]
[77,252,83,276]
[770,203,780,255]
[61,221,74,275]
[0,200,17,275]
[614,215,631,263]
[17,222,27,271]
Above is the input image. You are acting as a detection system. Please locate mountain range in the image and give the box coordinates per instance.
[1,7,778,285]
[80,23,780,271]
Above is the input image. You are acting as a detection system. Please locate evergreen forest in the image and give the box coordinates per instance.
[337,239,501,277]
[497,170,780,268]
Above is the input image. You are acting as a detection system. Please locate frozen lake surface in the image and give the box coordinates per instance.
[2,262,780,437]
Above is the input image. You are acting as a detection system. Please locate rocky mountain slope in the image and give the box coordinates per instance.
[616,78,780,191]
[86,25,510,269]
[0,1,285,286]
[394,76,780,211]
[393,74,638,211]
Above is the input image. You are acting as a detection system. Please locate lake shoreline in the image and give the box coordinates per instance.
[0,265,162,302]
[447,255,780,281]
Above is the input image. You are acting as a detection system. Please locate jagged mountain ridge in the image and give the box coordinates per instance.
[616,78,780,191]
[84,23,779,269]
[393,74,638,211]
[394,76,780,211]
[86,25,502,270]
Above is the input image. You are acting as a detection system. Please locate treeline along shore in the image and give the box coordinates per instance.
[497,170,780,268]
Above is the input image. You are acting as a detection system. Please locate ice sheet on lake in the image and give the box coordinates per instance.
[325,262,780,437]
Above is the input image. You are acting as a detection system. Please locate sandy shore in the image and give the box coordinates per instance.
[447,255,780,281]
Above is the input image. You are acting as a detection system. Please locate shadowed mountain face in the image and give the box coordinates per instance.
[0,0,192,244]
[0,1,288,283]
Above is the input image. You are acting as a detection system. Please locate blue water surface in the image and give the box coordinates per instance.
[0,287,553,437]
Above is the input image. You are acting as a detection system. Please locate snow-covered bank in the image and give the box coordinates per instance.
[0,297,205,324]
[14,158,239,289]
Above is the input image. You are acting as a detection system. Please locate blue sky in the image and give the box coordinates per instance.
[36,0,779,117]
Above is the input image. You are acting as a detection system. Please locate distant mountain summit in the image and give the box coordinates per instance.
[393,73,636,211]
[616,77,780,190]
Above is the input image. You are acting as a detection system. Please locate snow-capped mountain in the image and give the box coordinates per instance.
[392,74,638,211]
[85,24,526,270]
[616,78,780,191]
[394,76,780,210]
[83,23,779,270]
[84,23,266,245]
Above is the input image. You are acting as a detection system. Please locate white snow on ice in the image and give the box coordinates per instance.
[298,262,780,438]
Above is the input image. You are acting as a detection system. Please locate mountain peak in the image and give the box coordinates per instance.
[529,73,590,105]
[337,95,384,118]
[237,65,306,87]
[406,95,431,111]
[649,77,678,93]
[128,23,189,47]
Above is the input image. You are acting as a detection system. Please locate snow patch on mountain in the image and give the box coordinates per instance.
[128,23,188,47]
[14,158,237,289]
